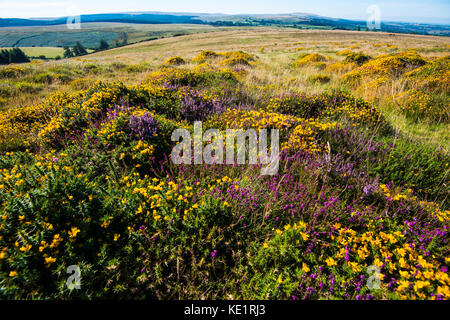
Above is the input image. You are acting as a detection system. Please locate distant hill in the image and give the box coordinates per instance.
[0,11,449,36]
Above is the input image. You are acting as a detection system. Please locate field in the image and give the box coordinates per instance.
[0,27,449,300]
[1,47,65,59]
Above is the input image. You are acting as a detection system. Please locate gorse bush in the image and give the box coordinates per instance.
[0,65,30,78]
[342,51,427,86]
[192,50,220,64]
[164,56,186,66]
[367,137,449,207]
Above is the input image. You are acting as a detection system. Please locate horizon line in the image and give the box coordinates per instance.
[0,10,449,26]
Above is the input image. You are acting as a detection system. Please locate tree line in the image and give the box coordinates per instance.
[63,36,128,58]
[0,48,30,65]
[1,34,127,64]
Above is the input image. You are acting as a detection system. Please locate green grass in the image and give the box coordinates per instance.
[1,47,64,59]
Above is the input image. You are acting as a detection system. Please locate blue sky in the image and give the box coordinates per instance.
[0,0,449,24]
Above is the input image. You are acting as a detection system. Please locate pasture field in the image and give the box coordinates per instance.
[0,23,234,49]
[0,27,449,300]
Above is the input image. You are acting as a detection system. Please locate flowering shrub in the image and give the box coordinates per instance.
[129,112,158,140]
[342,51,427,86]
[293,53,326,67]
[192,50,219,64]
[404,55,449,93]
[179,89,227,122]
[266,90,386,128]
[336,50,353,56]
[344,52,372,66]
[325,61,356,74]
[164,56,186,66]
[0,65,30,78]
[220,57,251,67]
[396,89,449,123]
[395,56,450,123]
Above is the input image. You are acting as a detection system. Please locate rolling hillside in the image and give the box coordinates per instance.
[1,11,449,37]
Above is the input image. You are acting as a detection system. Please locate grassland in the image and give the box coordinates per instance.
[0,27,449,300]
[0,23,235,49]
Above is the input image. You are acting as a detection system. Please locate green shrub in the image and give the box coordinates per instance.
[32,72,54,84]
[164,56,186,66]
[15,81,43,94]
[344,52,372,66]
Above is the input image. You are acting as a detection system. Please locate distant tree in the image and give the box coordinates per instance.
[55,55,61,60]
[72,42,88,56]
[357,25,361,31]
[63,46,74,58]
[365,27,369,31]
[10,48,30,63]
[98,39,109,51]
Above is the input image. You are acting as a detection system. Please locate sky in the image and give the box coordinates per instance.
[0,0,449,24]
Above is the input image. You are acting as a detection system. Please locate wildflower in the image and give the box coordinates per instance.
[326,257,337,267]
[45,256,56,266]
[399,270,410,279]
[348,262,362,272]
[101,221,109,228]
[414,281,430,292]
[19,244,32,252]
[68,227,80,238]
[9,271,18,277]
